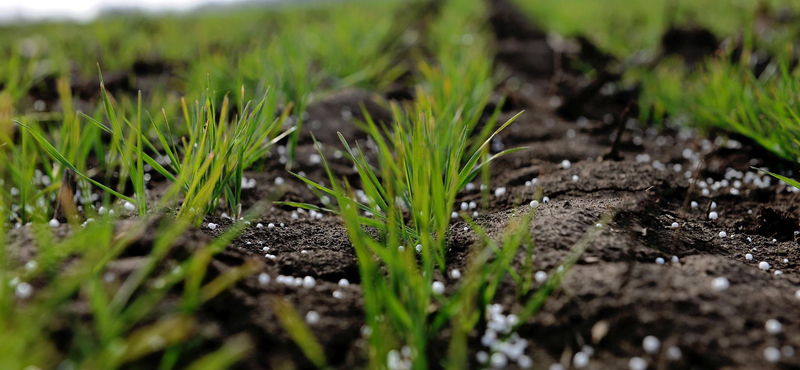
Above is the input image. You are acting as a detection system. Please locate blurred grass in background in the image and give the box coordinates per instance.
[513,0,800,164]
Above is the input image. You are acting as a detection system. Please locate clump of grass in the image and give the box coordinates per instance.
[15,70,293,220]
[286,94,522,269]
[286,0,517,268]
[183,1,406,167]
[510,0,794,57]
[0,199,269,369]
[640,48,800,165]
[688,56,800,163]
[508,0,800,171]
[278,167,614,369]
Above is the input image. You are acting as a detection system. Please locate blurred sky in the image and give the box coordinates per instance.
[0,0,251,23]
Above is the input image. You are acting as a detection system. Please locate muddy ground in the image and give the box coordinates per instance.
[10,0,800,369]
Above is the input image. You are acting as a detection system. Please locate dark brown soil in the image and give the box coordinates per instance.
[11,0,800,369]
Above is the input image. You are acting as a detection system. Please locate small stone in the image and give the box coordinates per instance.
[432,281,445,295]
[643,336,661,354]
[305,311,320,325]
[628,357,647,370]
[572,352,589,368]
[766,319,783,334]
[711,277,730,291]
[667,346,682,361]
[302,276,316,289]
[518,355,533,369]
[764,346,781,363]
[490,352,507,368]
[476,351,488,364]
[15,282,33,299]
[475,351,489,364]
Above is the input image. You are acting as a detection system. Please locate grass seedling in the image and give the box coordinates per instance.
[755,167,800,190]
[641,50,800,164]
[285,98,522,270]
[0,197,270,370]
[16,73,293,219]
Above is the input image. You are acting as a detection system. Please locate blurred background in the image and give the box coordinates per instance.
[0,0,256,23]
